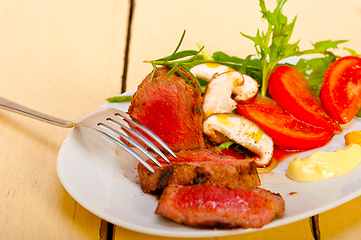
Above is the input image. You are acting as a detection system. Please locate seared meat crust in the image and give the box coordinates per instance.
[128,66,205,152]
[138,148,260,193]
[129,66,285,230]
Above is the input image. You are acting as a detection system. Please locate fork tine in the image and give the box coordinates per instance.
[0,97,172,172]
[115,111,177,159]
[108,117,170,163]
[98,122,163,168]
[94,126,155,173]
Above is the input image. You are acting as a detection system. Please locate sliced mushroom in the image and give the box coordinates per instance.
[191,63,259,102]
[233,74,259,103]
[203,71,244,119]
[190,63,234,81]
[203,113,274,167]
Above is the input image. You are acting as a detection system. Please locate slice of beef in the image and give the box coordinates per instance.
[138,148,260,193]
[155,185,285,229]
[128,66,205,152]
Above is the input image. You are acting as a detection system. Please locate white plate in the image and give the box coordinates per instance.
[57,90,361,238]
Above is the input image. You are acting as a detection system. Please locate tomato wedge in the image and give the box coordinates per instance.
[268,65,341,133]
[237,95,334,150]
[320,56,361,124]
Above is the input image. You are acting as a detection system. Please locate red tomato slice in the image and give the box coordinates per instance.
[268,65,341,133]
[220,148,246,159]
[320,56,361,124]
[237,95,334,150]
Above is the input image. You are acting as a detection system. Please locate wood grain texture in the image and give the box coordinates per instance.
[120,0,361,239]
[113,218,314,240]
[0,0,127,239]
[126,0,274,91]
[284,2,361,239]
[317,197,361,240]
[283,0,361,57]
[126,0,361,91]
[2,0,361,239]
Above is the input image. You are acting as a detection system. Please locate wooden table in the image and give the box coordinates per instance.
[1,0,361,239]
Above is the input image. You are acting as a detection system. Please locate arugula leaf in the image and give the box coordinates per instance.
[241,0,347,96]
[356,110,361,118]
[142,1,351,98]
[350,47,361,117]
[106,95,133,103]
[217,141,254,158]
[344,47,361,57]
[217,141,235,150]
[212,52,263,83]
[310,40,347,53]
[294,55,336,95]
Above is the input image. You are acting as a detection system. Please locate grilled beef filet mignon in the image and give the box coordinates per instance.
[129,66,285,229]
[138,147,260,193]
[156,184,285,229]
[128,66,205,152]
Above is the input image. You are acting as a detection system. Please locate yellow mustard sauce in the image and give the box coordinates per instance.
[286,144,361,182]
[344,130,361,146]
[205,62,234,72]
[216,114,235,128]
[257,157,277,173]
[245,130,263,143]
[205,62,221,68]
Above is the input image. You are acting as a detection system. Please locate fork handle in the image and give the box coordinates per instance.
[0,96,74,128]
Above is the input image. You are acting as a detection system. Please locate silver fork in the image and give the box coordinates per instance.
[0,96,176,173]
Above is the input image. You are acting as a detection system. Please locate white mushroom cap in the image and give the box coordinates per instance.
[203,113,274,167]
[233,74,259,103]
[190,63,234,81]
[202,71,244,119]
[192,62,259,117]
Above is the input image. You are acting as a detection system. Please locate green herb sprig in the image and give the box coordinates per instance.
[106,0,353,103]
[143,30,206,92]
[241,0,347,96]
[143,31,258,93]
[105,95,133,103]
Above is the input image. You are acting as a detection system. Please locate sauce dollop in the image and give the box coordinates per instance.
[287,144,361,182]
[344,130,361,146]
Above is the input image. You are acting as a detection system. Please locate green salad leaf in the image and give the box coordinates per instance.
[217,141,235,150]
[105,95,133,103]
[345,47,361,57]
[240,0,347,96]
[106,0,354,104]
[293,55,337,95]
[211,51,263,83]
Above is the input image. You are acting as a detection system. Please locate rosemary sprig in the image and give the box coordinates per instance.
[107,0,353,103]
[144,30,208,92]
[106,95,132,102]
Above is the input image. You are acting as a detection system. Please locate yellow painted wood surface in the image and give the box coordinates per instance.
[2,0,361,239]
[318,197,361,240]
[126,0,361,91]
[114,218,314,240]
[126,0,274,91]
[122,0,361,239]
[0,0,127,239]
[284,2,361,240]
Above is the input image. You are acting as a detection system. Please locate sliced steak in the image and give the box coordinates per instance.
[138,148,260,193]
[128,66,205,152]
[156,185,285,229]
